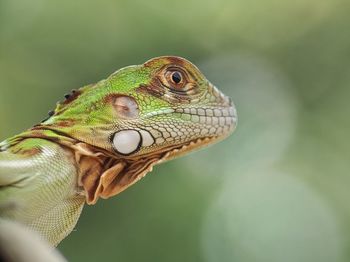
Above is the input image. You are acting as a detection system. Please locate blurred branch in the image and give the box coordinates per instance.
[0,219,66,262]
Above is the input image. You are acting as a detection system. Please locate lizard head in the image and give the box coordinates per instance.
[44,56,237,158]
[39,56,237,203]
[105,56,237,159]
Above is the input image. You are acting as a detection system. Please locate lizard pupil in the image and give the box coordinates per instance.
[171,71,182,84]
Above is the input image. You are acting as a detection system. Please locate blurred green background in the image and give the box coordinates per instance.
[1,0,349,261]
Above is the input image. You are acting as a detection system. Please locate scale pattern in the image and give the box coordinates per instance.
[0,138,85,245]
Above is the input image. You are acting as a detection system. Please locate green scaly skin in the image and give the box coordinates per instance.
[0,56,237,246]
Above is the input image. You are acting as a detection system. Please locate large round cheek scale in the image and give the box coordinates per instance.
[112,130,141,155]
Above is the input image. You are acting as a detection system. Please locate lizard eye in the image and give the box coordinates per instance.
[164,69,187,89]
[171,71,182,84]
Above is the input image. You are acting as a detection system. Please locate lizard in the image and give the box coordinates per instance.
[0,56,237,246]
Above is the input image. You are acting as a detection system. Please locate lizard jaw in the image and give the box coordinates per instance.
[159,136,224,163]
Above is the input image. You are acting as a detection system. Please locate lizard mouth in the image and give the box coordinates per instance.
[157,101,237,161]
[141,104,237,161]
[159,135,224,163]
[134,96,237,158]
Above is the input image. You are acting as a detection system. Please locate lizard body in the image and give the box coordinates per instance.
[0,56,237,245]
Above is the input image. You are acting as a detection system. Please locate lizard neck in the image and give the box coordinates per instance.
[4,127,167,205]
[4,127,121,204]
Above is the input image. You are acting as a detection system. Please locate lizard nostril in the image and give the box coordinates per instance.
[221,94,232,107]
